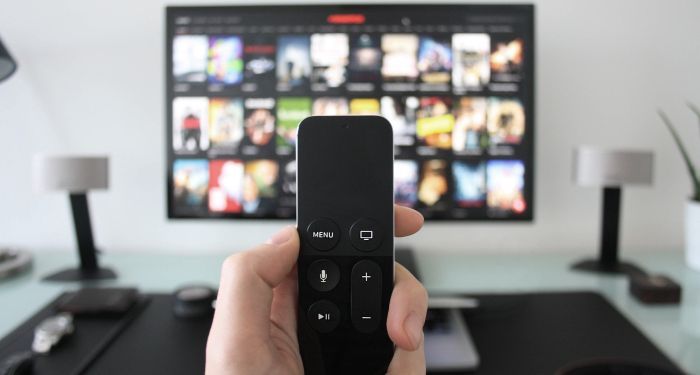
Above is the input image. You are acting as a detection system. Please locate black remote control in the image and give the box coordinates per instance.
[296,116,394,374]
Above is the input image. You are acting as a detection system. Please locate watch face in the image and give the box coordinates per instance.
[32,313,74,353]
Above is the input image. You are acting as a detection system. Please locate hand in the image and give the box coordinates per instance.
[206,205,428,375]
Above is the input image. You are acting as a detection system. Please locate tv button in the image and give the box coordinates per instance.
[307,259,340,292]
[306,218,340,251]
[307,300,341,333]
[350,218,383,252]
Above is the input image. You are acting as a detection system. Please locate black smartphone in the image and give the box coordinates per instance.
[296,115,395,374]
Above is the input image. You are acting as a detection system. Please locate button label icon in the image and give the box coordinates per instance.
[308,259,339,292]
[362,272,371,282]
[306,219,340,251]
[350,219,383,252]
[308,300,341,333]
[312,231,334,239]
[359,230,373,241]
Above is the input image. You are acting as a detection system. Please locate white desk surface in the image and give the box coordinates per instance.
[1,250,699,372]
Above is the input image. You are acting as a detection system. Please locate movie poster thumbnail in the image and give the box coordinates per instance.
[381,34,419,83]
[242,98,276,153]
[208,98,244,154]
[242,160,279,215]
[416,97,454,151]
[350,98,380,115]
[490,37,524,80]
[417,159,450,209]
[348,34,382,87]
[452,97,487,154]
[276,159,297,217]
[310,33,349,90]
[452,33,490,91]
[276,35,311,91]
[452,161,486,207]
[243,37,277,91]
[172,159,209,213]
[312,97,349,116]
[173,97,209,153]
[173,35,208,83]
[394,160,419,207]
[207,36,244,85]
[486,98,525,145]
[209,159,244,213]
[486,160,526,214]
[281,159,296,196]
[276,97,311,154]
[381,96,418,147]
[417,36,452,86]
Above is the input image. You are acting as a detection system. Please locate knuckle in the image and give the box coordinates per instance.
[221,252,253,276]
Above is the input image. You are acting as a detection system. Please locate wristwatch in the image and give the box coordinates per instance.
[31,313,74,354]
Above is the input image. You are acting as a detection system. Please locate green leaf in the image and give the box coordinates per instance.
[688,102,700,136]
[658,110,700,202]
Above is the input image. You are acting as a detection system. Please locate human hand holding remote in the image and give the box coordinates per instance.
[206,205,428,375]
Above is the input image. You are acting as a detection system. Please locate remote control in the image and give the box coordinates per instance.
[296,116,394,374]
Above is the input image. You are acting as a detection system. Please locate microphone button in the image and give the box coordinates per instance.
[307,259,339,292]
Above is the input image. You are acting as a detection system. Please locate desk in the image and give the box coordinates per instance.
[1,251,699,373]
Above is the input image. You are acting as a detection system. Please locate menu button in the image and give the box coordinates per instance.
[305,218,340,251]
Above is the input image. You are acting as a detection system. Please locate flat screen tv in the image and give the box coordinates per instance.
[166,4,535,221]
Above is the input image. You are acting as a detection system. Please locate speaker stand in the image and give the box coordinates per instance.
[571,187,646,277]
[42,193,117,282]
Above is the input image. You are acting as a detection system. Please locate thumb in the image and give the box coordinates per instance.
[207,226,299,366]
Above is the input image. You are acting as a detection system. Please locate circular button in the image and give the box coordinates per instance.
[349,218,383,252]
[307,259,340,292]
[305,218,340,251]
[307,300,341,333]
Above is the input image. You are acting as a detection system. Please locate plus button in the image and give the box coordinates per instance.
[362,272,371,282]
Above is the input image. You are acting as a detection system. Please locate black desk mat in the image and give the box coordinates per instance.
[0,294,150,375]
[0,291,682,374]
[460,292,681,374]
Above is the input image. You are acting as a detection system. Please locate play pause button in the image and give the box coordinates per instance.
[307,300,340,333]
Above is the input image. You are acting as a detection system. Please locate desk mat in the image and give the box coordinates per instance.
[0,291,682,374]
[459,291,681,374]
[0,293,150,375]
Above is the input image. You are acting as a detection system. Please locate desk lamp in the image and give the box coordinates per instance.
[0,37,17,83]
[572,147,654,275]
[33,155,117,281]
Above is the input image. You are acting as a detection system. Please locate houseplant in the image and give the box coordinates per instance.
[659,103,700,270]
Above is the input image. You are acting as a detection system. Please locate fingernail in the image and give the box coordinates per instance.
[404,311,424,349]
[265,226,294,245]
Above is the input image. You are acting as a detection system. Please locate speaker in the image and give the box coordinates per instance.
[571,147,654,275]
[33,155,116,282]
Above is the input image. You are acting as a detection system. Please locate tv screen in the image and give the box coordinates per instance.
[166,4,534,221]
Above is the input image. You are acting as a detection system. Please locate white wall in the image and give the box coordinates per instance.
[1,0,699,254]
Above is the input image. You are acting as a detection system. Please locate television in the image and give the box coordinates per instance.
[166,4,534,221]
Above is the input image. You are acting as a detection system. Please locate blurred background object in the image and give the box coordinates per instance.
[0,37,17,83]
[32,155,116,282]
[659,105,700,271]
[571,147,653,275]
[0,248,32,280]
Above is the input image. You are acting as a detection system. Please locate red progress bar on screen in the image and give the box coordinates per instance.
[327,14,366,24]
